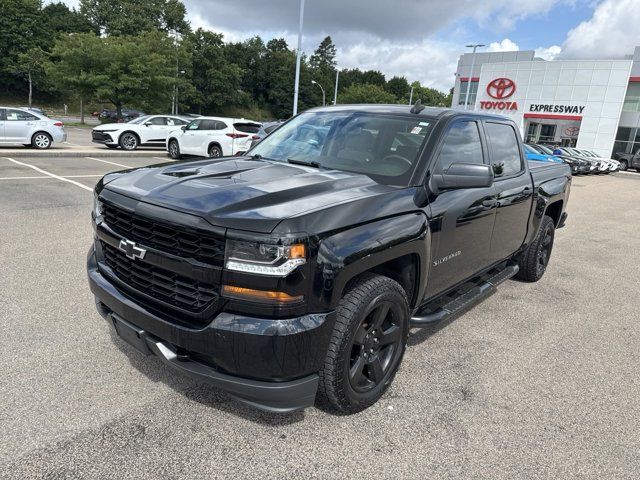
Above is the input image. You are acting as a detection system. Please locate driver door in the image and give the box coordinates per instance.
[423,120,498,300]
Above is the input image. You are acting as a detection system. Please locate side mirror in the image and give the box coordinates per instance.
[432,162,493,191]
[144,122,152,126]
[181,125,187,131]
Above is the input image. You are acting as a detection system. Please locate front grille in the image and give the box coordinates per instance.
[92,131,111,142]
[101,241,218,313]
[101,201,224,266]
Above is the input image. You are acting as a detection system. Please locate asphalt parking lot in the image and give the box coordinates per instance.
[1,156,639,479]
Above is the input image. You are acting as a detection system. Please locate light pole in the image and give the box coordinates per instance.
[464,43,485,110]
[333,69,340,105]
[293,0,305,116]
[175,70,185,114]
[409,86,414,105]
[311,80,326,106]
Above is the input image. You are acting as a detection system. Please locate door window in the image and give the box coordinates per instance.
[186,120,200,130]
[167,117,187,126]
[434,121,484,173]
[147,116,167,125]
[6,109,38,121]
[199,120,220,130]
[485,122,523,177]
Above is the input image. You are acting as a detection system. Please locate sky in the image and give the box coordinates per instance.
[60,0,640,92]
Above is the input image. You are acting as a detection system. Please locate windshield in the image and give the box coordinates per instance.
[523,145,537,154]
[248,111,433,185]
[536,145,554,155]
[128,115,151,124]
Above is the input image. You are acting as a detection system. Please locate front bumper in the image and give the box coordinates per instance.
[92,131,117,145]
[87,248,334,413]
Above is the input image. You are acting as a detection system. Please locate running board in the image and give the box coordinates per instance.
[409,264,519,327]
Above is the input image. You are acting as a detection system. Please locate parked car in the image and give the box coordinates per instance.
[98,109,145,122]
[89,105,571,414]
[92,115,191,150]
[166,116,262,159]
[523,144,563,163]
[614,149,640,172]
[19,106,46,116]
[529,144,591,175]
[572,148,620,172]
[249,120,285,149]
[564,148,615,173]
[556,147,605,173]
[0,106,66,149]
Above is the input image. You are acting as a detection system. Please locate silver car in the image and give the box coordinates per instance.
[0,107,67,149]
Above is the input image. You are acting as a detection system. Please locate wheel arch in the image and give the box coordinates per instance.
[119,130,140,143]
[315,213,430,311]
[207,141,223,154]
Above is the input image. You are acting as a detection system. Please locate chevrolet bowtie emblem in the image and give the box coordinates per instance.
[118,239,147,260]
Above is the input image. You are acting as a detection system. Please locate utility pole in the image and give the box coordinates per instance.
[464,43,485,110]
[333,69,340,105]
[292,0,305,116]
[311,80,326,106]
[409,86,414,105]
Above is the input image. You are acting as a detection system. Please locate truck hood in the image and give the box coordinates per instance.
[101,157,398,233]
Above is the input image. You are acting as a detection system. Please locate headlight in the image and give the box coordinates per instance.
[93,194,103,217]
[225,239,306,276]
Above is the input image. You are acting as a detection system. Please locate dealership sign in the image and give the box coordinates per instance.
[529,104,585,114]
[480,78,518,111]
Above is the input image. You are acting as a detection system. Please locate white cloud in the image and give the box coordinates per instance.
[487,38,520,52]
[339,39,460,91]
[535,45,562,60]
[561,0,640,58]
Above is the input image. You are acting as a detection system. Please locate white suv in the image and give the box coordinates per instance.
[166,117,262,159]
[0,107,66,149]
[92,115,191,150]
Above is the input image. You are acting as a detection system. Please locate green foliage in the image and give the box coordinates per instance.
[0,0,451,118]
[340,84,397,104]
[79,0,190,36]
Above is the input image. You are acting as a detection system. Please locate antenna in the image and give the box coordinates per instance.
[410,99,425,114]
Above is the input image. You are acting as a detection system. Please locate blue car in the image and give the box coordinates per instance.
[524,144,563,163]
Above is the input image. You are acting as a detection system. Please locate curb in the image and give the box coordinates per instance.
[0,149,167,158]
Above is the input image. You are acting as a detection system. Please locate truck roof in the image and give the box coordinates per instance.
[306,104,511,122]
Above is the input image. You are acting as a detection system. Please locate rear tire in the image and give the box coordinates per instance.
[516,215,555,282]
[619,160,628,171]
[317,274,409,414]
[168,140,181,159]
[31,132,52,149]
[208,144,222,158]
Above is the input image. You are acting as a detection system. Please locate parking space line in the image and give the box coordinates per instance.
[2,157,93,192]
[153,156,172,161]
[0,174,103,180]
[84,157,132,169]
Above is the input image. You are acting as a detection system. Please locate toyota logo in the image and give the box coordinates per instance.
[564,126,580,137]
[487,78,516,99]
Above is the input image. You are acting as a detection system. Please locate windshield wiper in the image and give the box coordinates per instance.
[287,158,321,168]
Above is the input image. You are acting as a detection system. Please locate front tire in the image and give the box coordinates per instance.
[168,140,181,159]
[318,274,409,414]
[31,132,52,149]
[619,160,628,171]
[119,132,139,151]
[516,215,555,282]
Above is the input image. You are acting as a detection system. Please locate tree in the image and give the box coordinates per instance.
[46,33,108,123]
[189,29,242,114]
[385,76,411,102]
[309,36,336,71]
[15,47,49,107]
[340,84,396,104]
[409,81,449,106]
[79,0,190,36]
[43,2,96,34]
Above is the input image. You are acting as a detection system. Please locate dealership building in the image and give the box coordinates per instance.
[451,46,640,158]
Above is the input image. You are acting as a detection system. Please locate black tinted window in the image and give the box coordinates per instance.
[234,122,261,134]
[264,125,279,134]
[199,120,219,130]
[215,121,228,130]
[485,122,523,177]
[435,121,484,172]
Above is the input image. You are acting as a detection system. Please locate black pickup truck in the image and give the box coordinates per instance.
[88,105,571,414]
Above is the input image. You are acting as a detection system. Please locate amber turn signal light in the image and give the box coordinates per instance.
[222,285,303,304]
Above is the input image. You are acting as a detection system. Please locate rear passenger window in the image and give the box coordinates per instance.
[485,122,523,177]
[435,121,484,173]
